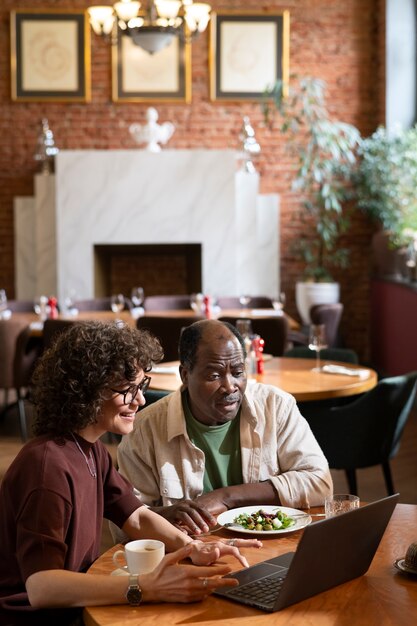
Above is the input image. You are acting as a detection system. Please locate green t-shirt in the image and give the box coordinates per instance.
[182,391,243,493]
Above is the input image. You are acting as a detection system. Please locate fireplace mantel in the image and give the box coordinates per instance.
[14,150,279,303]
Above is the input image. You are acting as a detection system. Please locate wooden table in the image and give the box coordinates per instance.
[150,358,378,402]
[84,503,417,626]
[18,307,299,336]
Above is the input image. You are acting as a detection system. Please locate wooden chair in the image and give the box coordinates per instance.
[42,319,79,351]
[143,295,192,311]
[137,315,203,361]
[0,319,43,440]
[73,297,113,311]
[219,315,289,357]
[288,302,344,348]
[310,302,344,348]
[8,300,36,313]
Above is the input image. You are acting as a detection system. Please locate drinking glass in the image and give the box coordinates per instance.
[131,287,144,308]
[236,319,253,338]
[239,294,251,309]
[0,289,7,313]
[308,323,328,371]
[111,294,125,314]
[272,292,286,312]
[325,494,360,518]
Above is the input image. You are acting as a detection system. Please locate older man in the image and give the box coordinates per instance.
[117,319,332,535]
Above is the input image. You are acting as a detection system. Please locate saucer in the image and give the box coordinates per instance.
[110,567,130,576]
[394,558,417,575]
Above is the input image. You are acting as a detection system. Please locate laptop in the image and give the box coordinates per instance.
[214,494,399,612]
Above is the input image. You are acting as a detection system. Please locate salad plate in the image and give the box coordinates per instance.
[217,505,312,536]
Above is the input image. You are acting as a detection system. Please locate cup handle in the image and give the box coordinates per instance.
[112,549,127,570]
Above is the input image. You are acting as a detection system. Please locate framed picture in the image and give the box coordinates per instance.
[10,10,90,102]
[112,28,191,103]
[210,11,290,102]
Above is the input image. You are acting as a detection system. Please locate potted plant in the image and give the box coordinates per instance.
[356,125,417,279]
[263,77,362,324]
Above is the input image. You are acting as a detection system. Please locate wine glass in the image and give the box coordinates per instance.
[239,294,251,310]
[0,289,7,313]
[272,292,286,312]
[111,294,125,314]
[308,324,328,371]
[131,287,144,308]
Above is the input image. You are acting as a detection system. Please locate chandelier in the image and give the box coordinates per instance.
[88,0,211,54]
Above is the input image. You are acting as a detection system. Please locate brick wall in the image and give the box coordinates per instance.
[0,0,385,362]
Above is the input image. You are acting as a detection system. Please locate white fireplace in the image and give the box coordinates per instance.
[14,149,279,303]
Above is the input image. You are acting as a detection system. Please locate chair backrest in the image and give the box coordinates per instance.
[73,297,113,311]
[219,315,289,357]
[0,318,31,388]
[137,315,204,361]
[13,325,43,388]
[284,346,359,364]
[305,371,417,470]
[8,300,36,313]
[143,295,192,311]
[310,303,344,348]
[42,319,79,351]
[217,296,273,309]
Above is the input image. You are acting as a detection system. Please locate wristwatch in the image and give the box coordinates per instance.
[126,574,143,606]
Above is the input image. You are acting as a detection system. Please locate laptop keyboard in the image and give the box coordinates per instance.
[228,571,285,609]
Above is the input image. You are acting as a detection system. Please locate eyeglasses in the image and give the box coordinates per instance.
[110,376,151,405]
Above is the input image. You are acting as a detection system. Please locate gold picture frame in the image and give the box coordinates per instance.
[210,10,290,102]
[112,27,191,103]
[10,10,91,102]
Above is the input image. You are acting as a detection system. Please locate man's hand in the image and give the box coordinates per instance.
[150,500,218,535]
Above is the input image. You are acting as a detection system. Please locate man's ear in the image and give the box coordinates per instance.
[179,364,188,385]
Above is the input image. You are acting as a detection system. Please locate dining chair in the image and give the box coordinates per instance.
[287,302,344,348]
[0,319,43,440]
[284,346,359,365]
[219,315,289,357]
[8,299,36,313]
[42,319,79,351]
[73,297,113,311]
[137,315,204,362]
[302,371,417,496]
[310,302,344,348]
[143,295,192,311]
[217,296,273,309]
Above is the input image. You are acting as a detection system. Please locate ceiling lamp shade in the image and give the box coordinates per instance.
[87,0,211,54]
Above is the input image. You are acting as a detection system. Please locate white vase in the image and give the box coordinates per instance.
[295,281,340,326]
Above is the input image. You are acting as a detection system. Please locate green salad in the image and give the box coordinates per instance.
[233,508,296,531]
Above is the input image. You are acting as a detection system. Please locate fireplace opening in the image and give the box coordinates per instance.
[94,244,202,297]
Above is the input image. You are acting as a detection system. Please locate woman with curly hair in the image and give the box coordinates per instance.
[0,321,260,626]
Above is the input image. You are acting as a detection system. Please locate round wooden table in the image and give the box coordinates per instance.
[150,358,378,401]
[83,503,417,626]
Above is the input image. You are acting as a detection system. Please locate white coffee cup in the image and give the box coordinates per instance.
[325,494,360,518]
[112,539,165,574]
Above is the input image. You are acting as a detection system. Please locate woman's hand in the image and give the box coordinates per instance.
[188,537,263,568]
[138,545,239,603]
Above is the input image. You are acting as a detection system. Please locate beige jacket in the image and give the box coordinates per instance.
[117,382,332,510]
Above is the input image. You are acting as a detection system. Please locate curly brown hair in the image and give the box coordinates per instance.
[31,321,163,436]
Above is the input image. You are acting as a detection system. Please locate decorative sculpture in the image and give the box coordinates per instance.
[34,118,59,173]
[129,107,175,152]
[237,116,261,173]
